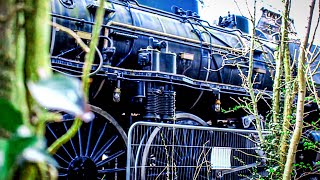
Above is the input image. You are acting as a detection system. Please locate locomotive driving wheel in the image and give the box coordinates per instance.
[139,112,213,180]
[46,105,127,179]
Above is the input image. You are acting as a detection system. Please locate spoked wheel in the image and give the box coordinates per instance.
[46,105,127,180]
[139,113,213,180]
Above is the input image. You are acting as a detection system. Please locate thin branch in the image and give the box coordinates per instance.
[50,22,90,53]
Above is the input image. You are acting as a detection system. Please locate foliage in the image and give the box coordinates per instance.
[0,98,57,179]
[28,74,87,118]
[0,0,103,178]
[0,73,90,179]
[0,99,23,133]
[225,0,320,179]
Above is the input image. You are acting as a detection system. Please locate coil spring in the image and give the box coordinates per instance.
[159,90,176,120]
[144,89,160,120]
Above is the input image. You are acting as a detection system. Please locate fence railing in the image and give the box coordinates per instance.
[126,121,270,180]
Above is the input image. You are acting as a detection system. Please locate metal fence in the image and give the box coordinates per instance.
[126,122,270,180]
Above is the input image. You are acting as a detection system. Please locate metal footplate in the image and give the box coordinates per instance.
[51,56,273,97]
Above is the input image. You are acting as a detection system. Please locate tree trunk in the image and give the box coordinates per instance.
[0,0,27,114]
[279,0,293,167]
[272,50,282,126]
[282,0,316,179]
[0,0,55,179]
[246,0,264,143]
[25,0,51,82]
[24,0,52,135]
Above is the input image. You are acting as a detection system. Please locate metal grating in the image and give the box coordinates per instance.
[126,122,270,180]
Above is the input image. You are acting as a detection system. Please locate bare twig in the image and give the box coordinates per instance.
[50,22,90,53]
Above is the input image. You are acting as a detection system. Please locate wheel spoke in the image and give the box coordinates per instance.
[47,125,74,160]
[85,119,94,156]
[58,173,68,177]
[90,123,107,158]
[93,135,118,162]
[46,106,128,179]
[58,167,68,171]
[54,154,70,165]
[63,122,78,157]
[96,150,125,167]
[78,126,83,156]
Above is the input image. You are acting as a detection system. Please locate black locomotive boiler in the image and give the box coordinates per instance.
[46,0,320,179]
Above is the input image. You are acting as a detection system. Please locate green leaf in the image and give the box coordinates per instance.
[0,139,10,180]
[0,99,23,133]
[268,167,275,173]
[0,136,57,179]
[6,137,37,179]
[0,137,35,179]
[28,74,85,115]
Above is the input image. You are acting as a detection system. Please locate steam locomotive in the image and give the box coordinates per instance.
[46,0,320,179]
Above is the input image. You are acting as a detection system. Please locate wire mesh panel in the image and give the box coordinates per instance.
[126,122,270,180]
